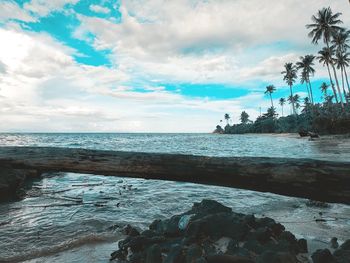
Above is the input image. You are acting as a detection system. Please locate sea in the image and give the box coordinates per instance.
[0,133,349,262]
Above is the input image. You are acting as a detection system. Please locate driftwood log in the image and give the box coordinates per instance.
[0,146,349,204]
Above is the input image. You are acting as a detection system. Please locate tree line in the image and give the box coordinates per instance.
[216,7,350,135]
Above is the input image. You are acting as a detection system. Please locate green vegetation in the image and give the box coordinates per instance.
[215,7,350,135]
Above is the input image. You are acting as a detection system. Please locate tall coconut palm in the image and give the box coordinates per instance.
[300,70,311,103]
[279,98,286,117]
[332,29,350,94]
[224,113,230,125]
[306,7,343,47]
[335,51,350,102]
[296,55,316,104]
[307,7,344,107]
[318,47,343,105]
[320,82,330,100]
[281,63,298,115]
[264,85,276,107]
[331,29,350,53]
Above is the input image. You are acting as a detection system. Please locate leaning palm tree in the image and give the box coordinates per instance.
[281,63,298,115]
[264,85,276,107]
[335,51,350,102]
[279,98,286,117]
[306,7,343,47]
[318,47,342,105]
[296,55,316,104]
[307,7,344,107]
[300,69,311,103]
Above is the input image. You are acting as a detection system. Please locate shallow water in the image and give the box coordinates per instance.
[1,133,350,161]
[0,133,350,262]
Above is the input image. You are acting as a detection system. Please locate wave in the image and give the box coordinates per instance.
[0,232,122,263]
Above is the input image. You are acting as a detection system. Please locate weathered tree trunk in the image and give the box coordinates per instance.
[0,147,349,204]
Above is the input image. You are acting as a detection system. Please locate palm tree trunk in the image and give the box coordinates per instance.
[343,65,350,94]
[341,67,349,104]
[326,63,339,103]
[281,105,284,117]
[308,81,314,104]
[289,85,296,115]
[331,63,344,108]
[305,83,311,103]
[270,94,274,107]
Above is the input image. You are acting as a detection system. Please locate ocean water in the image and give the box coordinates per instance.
[0,133,349,262]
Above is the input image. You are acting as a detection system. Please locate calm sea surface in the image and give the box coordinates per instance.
[0,133,349,262]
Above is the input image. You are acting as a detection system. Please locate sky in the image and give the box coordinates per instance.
[0,0,349,132]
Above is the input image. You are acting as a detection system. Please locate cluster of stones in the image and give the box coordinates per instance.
[110,200,349,263]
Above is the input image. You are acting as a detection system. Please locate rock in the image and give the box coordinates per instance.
[122,224,140,237]
[145,244,162,263]
[109,200,333,263]
[150,215,183,237]
[339,239,350,250]
[333,239,350,263]
[188,199,232,216]
[311,249,336,263]
[164,245,184,263]
[0,167,39,202]
[186,244,203,263]
[257,251,296,263]
[330,237,339,249]
[207,254,254,263]
[298,239,308,253]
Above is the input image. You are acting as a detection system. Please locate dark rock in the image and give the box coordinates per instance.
[187,199,232,216]
[257,251,296,263]
[330,237,339,249]
[145,244,162,263]
[339,239,350,250]
[164,245,184,263]
[207,254,254,263]
[186,244,203,263]
[149,215,183,237]
[123,224,140,237]
[0,167,39,202]
[311,249,336,263]
[333,239,350,263]
[141,229,157,238]
[298,238,308,253]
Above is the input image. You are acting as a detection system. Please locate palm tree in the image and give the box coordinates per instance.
[306,7,343,47]
[331,29,350,52]
[320,82,330,100]
[224,113,230,125]
[281,63,298,115]
[335,51,350,102]
[318,47,342,105]
[279,98,286,117]
[307,7,344,107]
[294,94,301,113]
[264,85,276,107]
[296,55,316,104]
[300,70,311,103]
[332,29,350,94]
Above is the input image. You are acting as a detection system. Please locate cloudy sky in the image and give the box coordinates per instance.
[0,0,349,132]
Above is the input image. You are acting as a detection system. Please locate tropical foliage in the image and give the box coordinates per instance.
[216,7,350,135]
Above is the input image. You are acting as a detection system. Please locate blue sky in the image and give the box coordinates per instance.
[0,0,349,132]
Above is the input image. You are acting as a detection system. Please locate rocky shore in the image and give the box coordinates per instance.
[0,167,39,202]
[110,200,350,263]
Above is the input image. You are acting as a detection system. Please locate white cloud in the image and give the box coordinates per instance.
[0,1,36,23]
[74,0,350,87]
[89,4,110,14]
[24,0,79,17]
